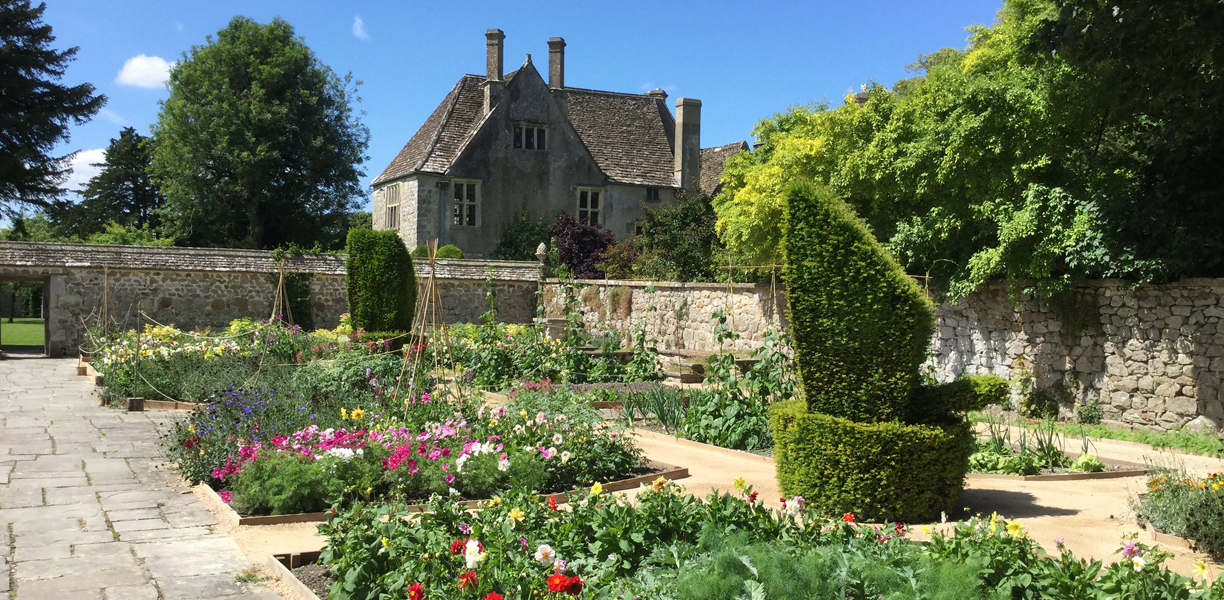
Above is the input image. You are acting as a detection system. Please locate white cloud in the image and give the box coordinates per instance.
[115,55,173,89]
[175,21,184,33]
[98,108,127,126]
[63,148,106,194]
[352,16,370,41]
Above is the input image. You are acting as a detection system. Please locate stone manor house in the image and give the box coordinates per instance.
[371,29,747,257]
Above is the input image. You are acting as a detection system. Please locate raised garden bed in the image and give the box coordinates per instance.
[1149,528,1197,551]
[968,462,1148,482]
[202,460,691,527]
[267,551,325,600]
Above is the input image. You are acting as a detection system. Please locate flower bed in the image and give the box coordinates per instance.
[171,375,651,517]
[312,480,1224,600]
[1133,466,1224,559]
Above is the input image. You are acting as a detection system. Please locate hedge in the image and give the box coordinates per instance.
[435,244,464,259]
[907,375,1010,426]
[781,183,934,422]
[345,229,417,332]
[771,400,973,523]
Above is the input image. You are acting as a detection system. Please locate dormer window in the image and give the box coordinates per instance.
[513,124,547,151]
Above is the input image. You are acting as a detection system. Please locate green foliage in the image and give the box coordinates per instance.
[150,16,369,249]
[770,402,973,522]
[1076,401,1103,425]
[410,244,429,258]
[491,203,552,261]
[232,454,343,515]
[82,222,173,246]
[601,195,727,282]
[783,183,933,421]
[715,0,1224,300]
[50,127,166,239]
[0,0,105,217]
[1134,466,1224,559]
[344,229,416,332]
[434,244,464,259]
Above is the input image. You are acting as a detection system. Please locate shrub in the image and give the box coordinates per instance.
[410,244,429,257]
[345,229,416,332]
[908,375,1010,425]
[1134,466,1224,558]
[231,454,344,515]
[782,183,934,421]
[771,401,973,522]
[434,244,464,259]
[492,204,552,260]
[549,211,616,279]
[1077,400,1103,425]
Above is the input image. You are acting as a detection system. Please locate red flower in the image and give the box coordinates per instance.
[408,582,425,600]
[747,491,758,503]
[565,575,584,595]
[547,572,569,593]
[842,512,855,523]
[457,570,478,590]
[183,436,199,449]
[548,496,558,511]
[450,539,465,554]
[483,593,504,600]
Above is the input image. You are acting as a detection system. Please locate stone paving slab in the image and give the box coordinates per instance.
[0,356,282,600]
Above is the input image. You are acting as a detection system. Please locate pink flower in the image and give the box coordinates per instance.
[219,490,233,503]
[445,473,456,484]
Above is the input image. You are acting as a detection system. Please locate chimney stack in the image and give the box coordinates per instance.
[547,37,565,89]
[483,29,506,114]
[674,98,701,194]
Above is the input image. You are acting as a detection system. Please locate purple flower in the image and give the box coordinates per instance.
[1121,541,1141,559]
[458,522,472,535]
[519,537,528,551]
[445,473,456,484]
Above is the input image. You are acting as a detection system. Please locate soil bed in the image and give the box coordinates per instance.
[291,563,332,600]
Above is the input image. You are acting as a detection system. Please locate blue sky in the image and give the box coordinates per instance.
[43,0,1003,211]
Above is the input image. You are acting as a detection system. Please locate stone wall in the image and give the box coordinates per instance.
[540,279,787,354]
[927,280,1224,431]
[545,277,1224,431]
[0,242,542,356]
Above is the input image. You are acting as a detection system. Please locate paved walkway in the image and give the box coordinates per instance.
[0,354,281,600]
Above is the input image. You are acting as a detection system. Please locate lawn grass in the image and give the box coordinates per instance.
[970,410,1224,458]
[0,317,45,347]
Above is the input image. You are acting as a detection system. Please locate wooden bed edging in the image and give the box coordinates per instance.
[203,461,690,526]
[1150,529,1197,551]
[968,466,1148,482]
[267,552,323,600]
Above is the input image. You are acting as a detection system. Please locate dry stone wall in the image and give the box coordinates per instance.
[0,242,542,357]
[545,277,1224,432]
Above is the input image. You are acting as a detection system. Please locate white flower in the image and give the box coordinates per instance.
[533,544,555,565]
[325,448,356,461]
[448,487,460,496]
[456,454,469,472]
[464,539,486,569]
[552,433,564,445]
[514,424,525,435]
[1132,556,1146,571]
[560,451,571,464]
[498,456,510,472]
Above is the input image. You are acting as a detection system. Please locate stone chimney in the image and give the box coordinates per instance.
[483,29,505,114]
[547,37,565,89]
[673,98,701,194]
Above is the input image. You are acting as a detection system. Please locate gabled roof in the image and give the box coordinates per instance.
[374,68,680,188]
[699,141,749,197]
[565,89,676,187]
[374,71,518,185]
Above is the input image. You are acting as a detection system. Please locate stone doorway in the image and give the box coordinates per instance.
[0,276,50,357]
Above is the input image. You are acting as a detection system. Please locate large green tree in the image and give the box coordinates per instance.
[0,0,105,217]
[150,16,369,249]
[50,127,165,239]
[715,0,1224,300]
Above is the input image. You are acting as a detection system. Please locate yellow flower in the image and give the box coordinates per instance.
[508,508,525,522]
[921,525,931,535]
[350,408,365,421]
[590,482,604,496]
[489,496,503,507]
[365,487,372,496]
[1006,521,1023,538]
[733,477,746,492]
[340,408,348,420]
[1193,560,1208,579]
[381,537,390,550]
[652,476,668,493]
[489,419,498,427]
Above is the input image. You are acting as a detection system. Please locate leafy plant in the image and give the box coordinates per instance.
[345,228,416,332]
[549,211,616,279]
[1077,401,1103,425]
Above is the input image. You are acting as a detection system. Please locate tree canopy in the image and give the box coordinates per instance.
[715,0,1224,299]
[150,16,369,249]
[0,0,104,217]
[50,127,165,239]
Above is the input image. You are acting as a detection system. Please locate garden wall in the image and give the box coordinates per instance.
[0,242,541,357]
[544,277,1224,432]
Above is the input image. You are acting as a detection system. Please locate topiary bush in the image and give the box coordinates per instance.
[410,244,429,258]
[434,244,464,259]
[775,183,972,522]
[771,400,973,522]
[783,184,933,422]
[345,229,417,332]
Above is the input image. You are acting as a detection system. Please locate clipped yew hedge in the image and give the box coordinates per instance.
[345,229,417,332]
[776,183,973,522]
[782,183,934,422]
[772,400,973,522]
